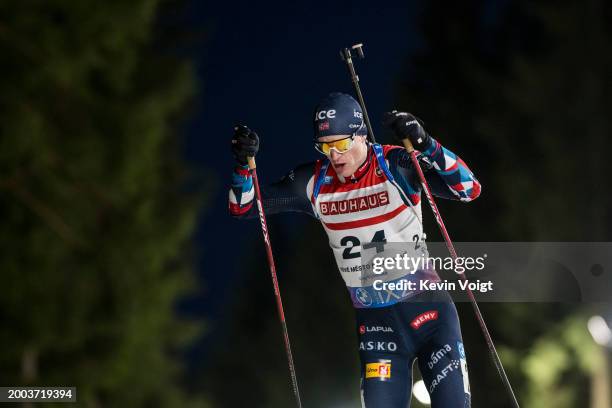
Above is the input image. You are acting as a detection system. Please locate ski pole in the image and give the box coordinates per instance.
[247,155,303,408]
[401,139,520,408]
[339,43,520,408]
[340,44,376,144]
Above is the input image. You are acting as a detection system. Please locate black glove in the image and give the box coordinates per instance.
[383,111,433,151]
[231,124,259,165]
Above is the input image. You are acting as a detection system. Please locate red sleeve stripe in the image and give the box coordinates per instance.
[469,182,482,199]
[234,166,250,176]
[451,182,466,192]
[445,161,459,173]
[229,201,253,215]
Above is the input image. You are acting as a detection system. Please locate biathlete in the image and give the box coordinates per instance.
[229,92,480,407]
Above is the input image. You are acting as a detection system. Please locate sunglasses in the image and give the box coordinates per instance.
[314,135,356,156]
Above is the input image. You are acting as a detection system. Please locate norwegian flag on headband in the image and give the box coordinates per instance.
[313,92,366,139]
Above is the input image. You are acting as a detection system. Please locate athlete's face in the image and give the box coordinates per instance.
[317,134,368,178]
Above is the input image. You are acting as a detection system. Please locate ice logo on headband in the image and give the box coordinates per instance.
[315,110,337,120]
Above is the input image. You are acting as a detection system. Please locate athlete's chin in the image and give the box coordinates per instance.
[333,163,352,177]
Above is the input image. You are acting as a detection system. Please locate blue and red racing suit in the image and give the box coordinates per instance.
[229,138,480,407]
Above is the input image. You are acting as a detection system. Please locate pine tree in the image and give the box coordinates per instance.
[0,1,207,406]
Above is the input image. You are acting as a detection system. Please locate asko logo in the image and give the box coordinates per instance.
[315,110,336,120]
[359,341,397,352]
[320,191,389,216]
[410,310,439,329]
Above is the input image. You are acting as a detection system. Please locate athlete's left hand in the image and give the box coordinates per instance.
[383,111,433,151]
[231,124,259,165]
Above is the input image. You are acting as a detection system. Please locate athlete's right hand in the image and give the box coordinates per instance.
[231,124,259,165]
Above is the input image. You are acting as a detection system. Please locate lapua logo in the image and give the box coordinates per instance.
[410,310,439,329]
[359,325,394,335]
[315,110,336,120]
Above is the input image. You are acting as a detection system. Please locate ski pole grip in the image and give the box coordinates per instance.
[247,156,256,170]
[402,138,415,153]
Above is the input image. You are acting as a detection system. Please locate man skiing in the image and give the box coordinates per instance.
[229,92,480,407]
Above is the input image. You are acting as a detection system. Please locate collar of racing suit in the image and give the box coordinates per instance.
[343,143,373,183]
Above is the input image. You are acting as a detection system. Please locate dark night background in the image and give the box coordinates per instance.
[1,0,611,407]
